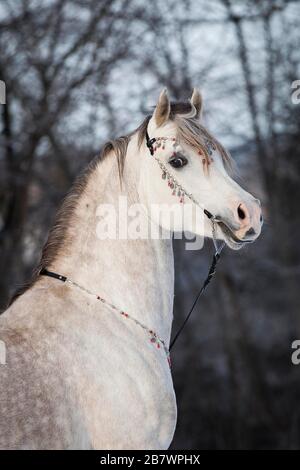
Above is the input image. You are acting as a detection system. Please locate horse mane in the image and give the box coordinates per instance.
[7,101,232,307]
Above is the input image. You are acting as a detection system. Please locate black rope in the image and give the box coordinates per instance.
[169,251,221,351]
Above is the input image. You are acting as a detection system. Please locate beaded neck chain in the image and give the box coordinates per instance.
[40,268,171,368]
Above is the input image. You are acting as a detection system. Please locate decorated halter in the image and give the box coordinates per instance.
[146,133,217,204]
[145,129,222,249]
[145,128,225,350]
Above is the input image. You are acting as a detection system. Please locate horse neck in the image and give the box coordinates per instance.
[52,135,175,344]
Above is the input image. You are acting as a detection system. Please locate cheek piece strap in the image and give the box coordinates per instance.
[146,129,225,351]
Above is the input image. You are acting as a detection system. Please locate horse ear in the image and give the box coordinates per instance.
[190,88,203,119]
[154,88,171,127]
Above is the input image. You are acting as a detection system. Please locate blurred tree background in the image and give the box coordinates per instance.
[1,0,300,449]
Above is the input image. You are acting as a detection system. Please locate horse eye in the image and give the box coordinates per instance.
[169,154,188,168]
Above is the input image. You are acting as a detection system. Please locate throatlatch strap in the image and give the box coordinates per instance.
[40,268,67,283]
[145,130,156,156]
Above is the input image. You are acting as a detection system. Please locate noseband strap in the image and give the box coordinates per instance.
[146,128,224,350]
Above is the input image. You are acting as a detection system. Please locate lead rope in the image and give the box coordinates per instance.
[170,224,224,351]
[146,130,225,351]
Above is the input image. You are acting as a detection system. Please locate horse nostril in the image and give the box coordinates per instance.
[237,204,246,221]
